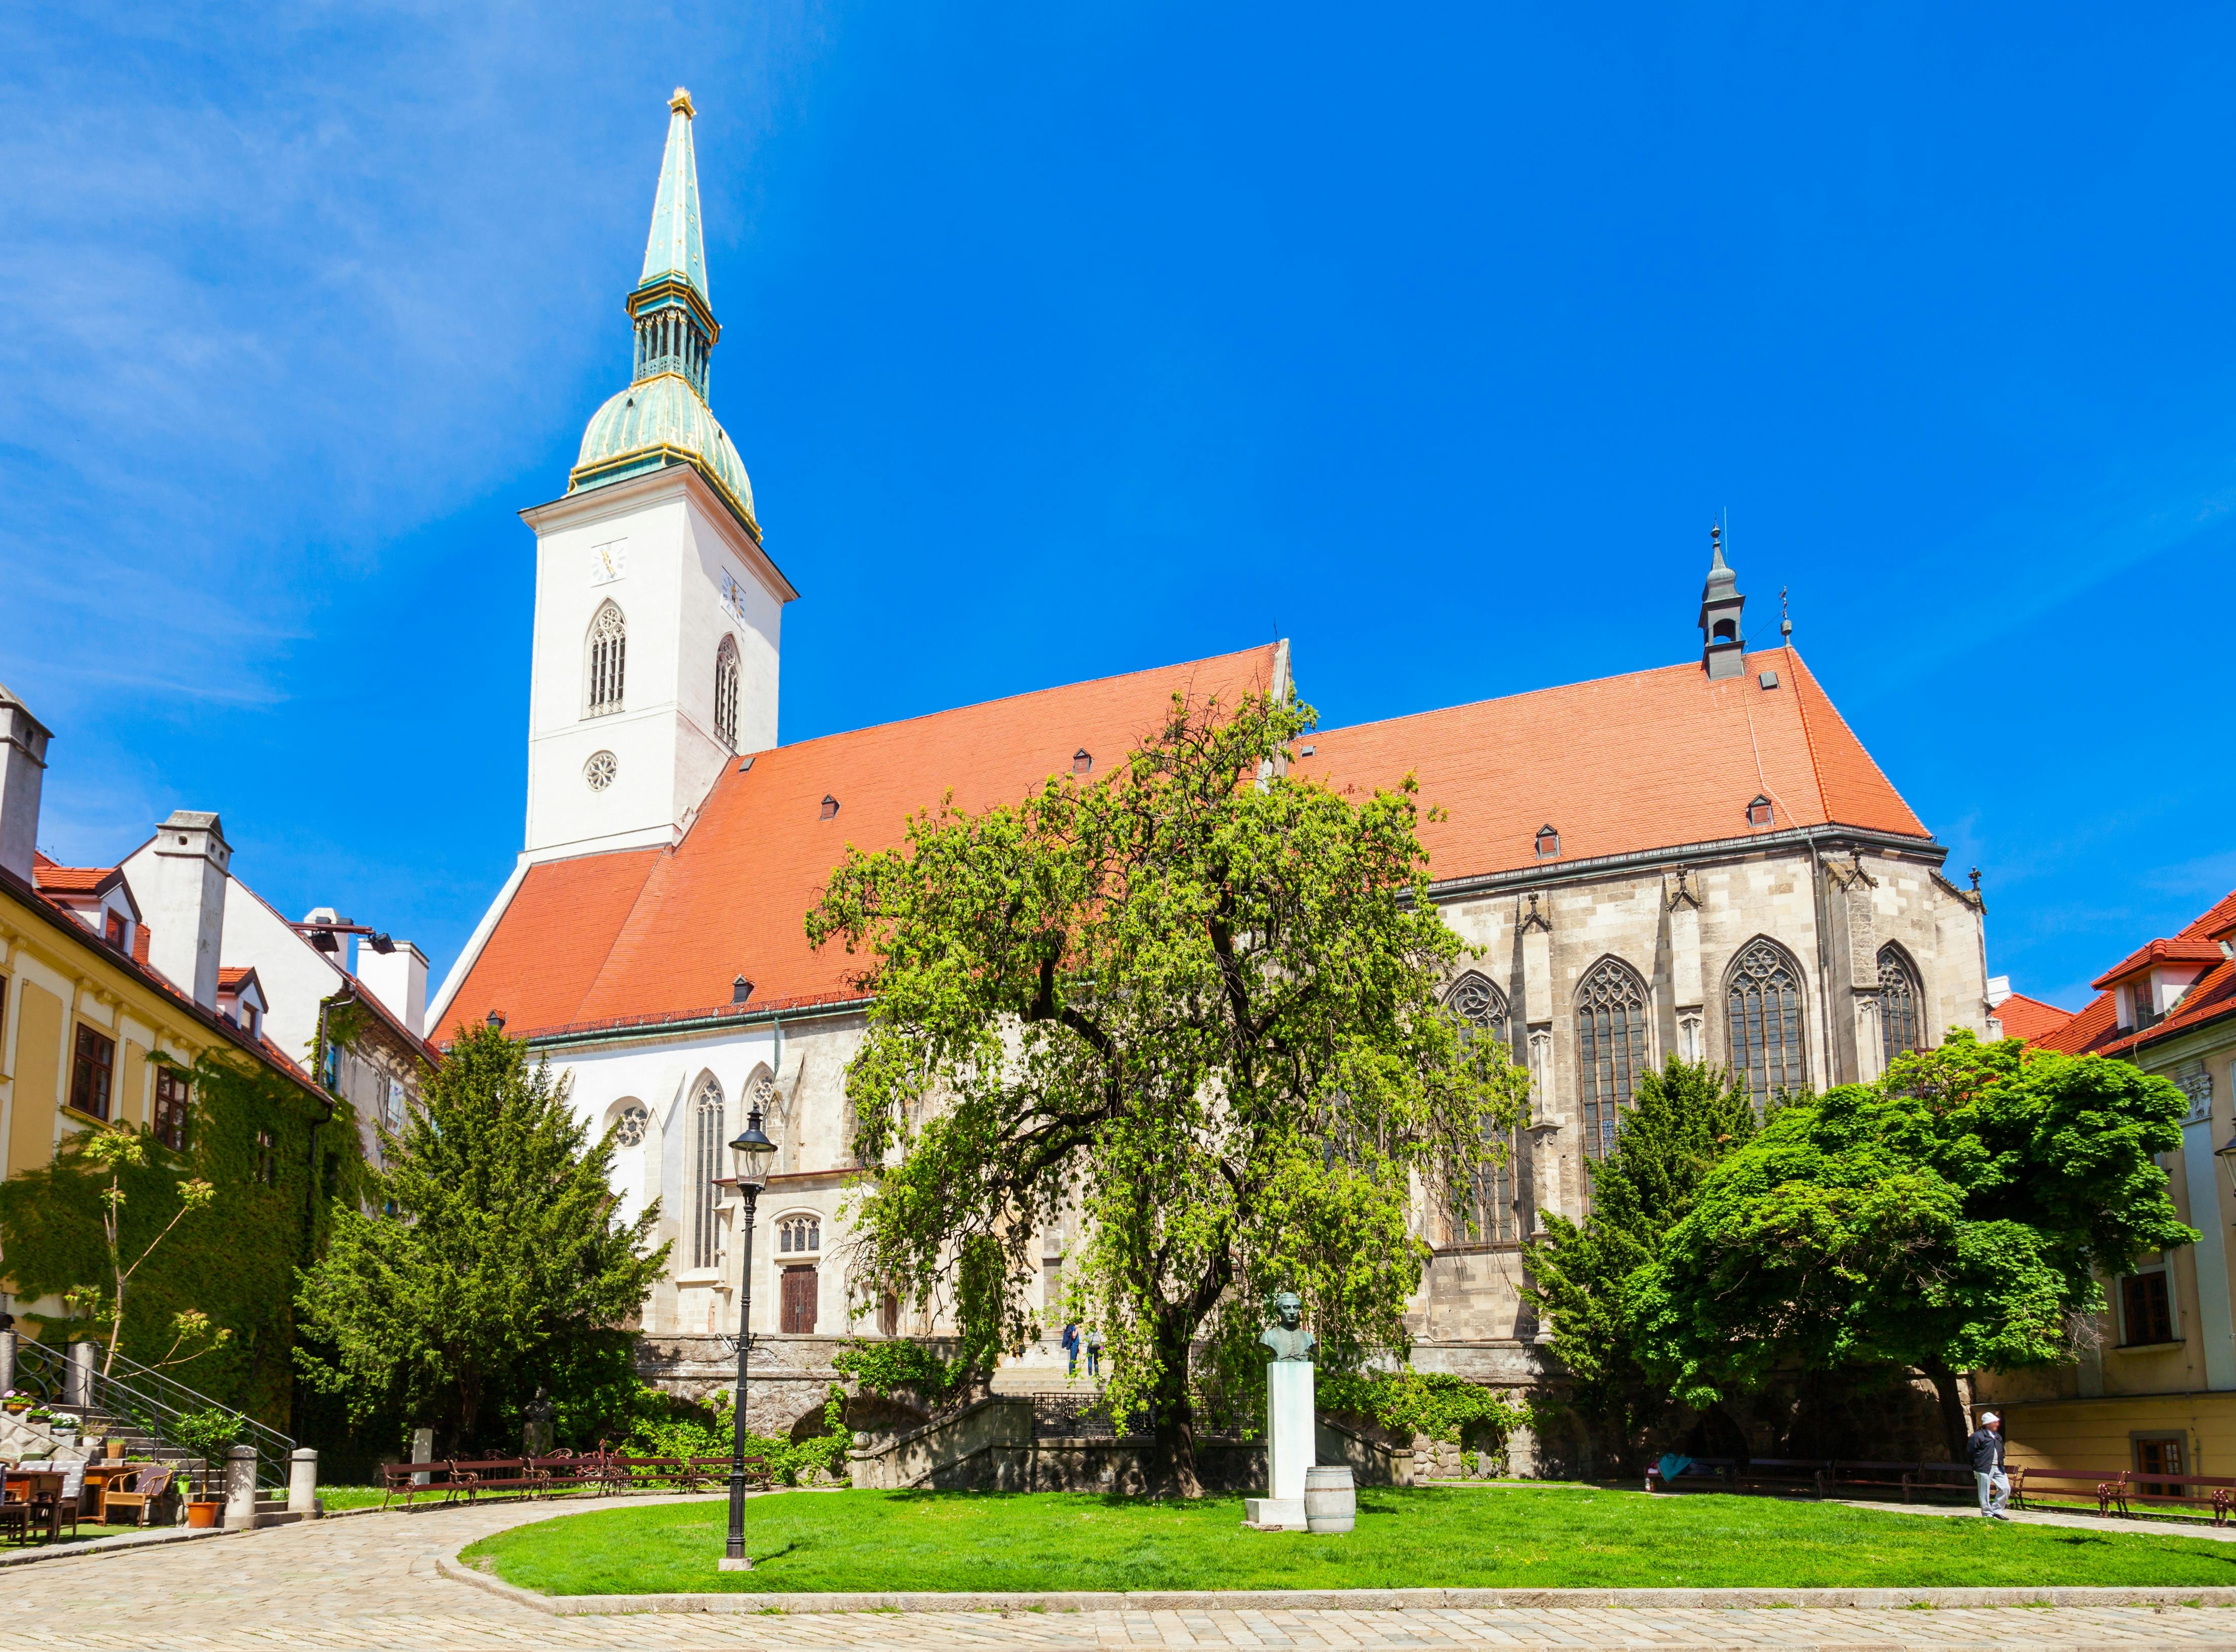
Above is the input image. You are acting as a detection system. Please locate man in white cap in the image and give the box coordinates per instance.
[1967,1411,2010,1519]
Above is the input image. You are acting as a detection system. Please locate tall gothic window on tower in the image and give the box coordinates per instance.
[713,636,740,749]
[1446,972,1520,1243]
[691,1075,724,1272]
[1728,939,1807,1109]
[1576,959,1647,1160]
[587,602,627,717]
[1877,945,1924,1067]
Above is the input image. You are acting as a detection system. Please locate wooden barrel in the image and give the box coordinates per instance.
[1304,1463,1355,1533]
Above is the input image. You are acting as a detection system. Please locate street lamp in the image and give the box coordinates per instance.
[2214,1133,2236,1208]
[719,1098,778,1572]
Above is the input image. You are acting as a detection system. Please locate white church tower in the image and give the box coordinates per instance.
[520,88,797,862]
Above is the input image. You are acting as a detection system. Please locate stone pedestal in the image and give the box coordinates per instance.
[288,1448,318,1516]
[1244,1360,1314,1531]
[222,1444,258,1531]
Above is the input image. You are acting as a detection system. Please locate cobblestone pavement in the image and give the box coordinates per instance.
[3,1495,2234,1650]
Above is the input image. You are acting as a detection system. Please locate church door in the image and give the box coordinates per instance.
[781,1265,818,1334]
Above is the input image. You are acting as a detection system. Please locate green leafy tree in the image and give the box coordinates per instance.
[807,690,1528,1491]
[1520,1057,1758,1473]
[1631,1032,2195,1460]
[294,1022,668,1452]
[63,1128,225,1376]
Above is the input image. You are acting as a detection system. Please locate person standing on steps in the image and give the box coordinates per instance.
[1086,1327,1103,1379]
[1061,1321,1080,1380]
[1969,1410,2011,1519]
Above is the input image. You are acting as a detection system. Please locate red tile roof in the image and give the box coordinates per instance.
[437,643,1933,1043]
[2090,936,2229,990]
[1991,992,2076,1046]
[218,966,254,990]
[2041,888,2236,1059]
[32,862,120,897]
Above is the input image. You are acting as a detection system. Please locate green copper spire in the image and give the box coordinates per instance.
[639,87,708,302]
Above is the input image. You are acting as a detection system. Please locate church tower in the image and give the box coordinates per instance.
[1698,525,1746,680]
[519,88,797,862]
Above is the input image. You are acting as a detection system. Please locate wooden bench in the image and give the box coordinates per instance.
[1732,1457,1832,1497]
[379,1460,460,1510]
[1643,1456,1735,1493]
[446,1458,552,1502]
[1819,1460,1975,1504]
[2087,1469,2236,1525]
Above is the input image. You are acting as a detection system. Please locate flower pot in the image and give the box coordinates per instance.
[2,1402,26,1414]
[185,1500,222,1530]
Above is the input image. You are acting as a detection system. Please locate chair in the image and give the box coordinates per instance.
[101,1465,173,1528]
[29,1459,84,1544]
[0,1474,31,1546]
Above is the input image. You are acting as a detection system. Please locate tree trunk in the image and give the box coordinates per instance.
[1919,1361,1969,1464]
[1151,1313,1203,1497]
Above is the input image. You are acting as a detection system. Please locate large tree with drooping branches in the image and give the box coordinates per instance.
[807,689,1529,1492]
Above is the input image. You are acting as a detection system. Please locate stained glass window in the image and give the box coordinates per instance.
[1877,945,1922,1066]
[1576,959,1647,1159]
[1446,971,1519,1241]
[1728,940,1807,1109]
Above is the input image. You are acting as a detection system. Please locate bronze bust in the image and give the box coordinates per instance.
[1259,1291,1316,1362]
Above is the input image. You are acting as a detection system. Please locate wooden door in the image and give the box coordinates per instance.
[781,1265,819,1333]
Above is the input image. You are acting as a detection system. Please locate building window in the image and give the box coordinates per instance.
[781,1264,819,1333]
[713,636,741,749]
[778,1214,821,1255]
[70,1025,116,1121]
[820,794,839,820]
[1535,824,1560,859]
[1073,749,1092,775]
[1446,971,1519,1241]
[254,1128,278,1186]
[381,1076,407,1132]
[611,1101,648,1147]
[878,1290,901,1337]
[1746,795,1773,828]
[586,601,627,716]
[1576,959,1647,1160]
[1877,945,1924,1066]
[104,908,127,948]
[2127,979,2159,1031]
[691,1077,724,1272]
[153,1067,192,1151]
[2122,1271,2174,1346]
[2136,1434,2186,1498]
[1727,939,1807,1110]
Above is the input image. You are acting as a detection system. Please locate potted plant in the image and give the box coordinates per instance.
[172,1408,242,1528]
[1,1390,27,1414]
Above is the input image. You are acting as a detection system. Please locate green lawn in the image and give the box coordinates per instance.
[460,1485,2236,1595]
[318,1485,391,1512]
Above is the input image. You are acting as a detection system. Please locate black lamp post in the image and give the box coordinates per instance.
[720,1099,778,1572]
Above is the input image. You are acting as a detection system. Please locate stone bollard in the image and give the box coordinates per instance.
[288,1447,319,1516]
[223,1443,259,1530]
[411,1426,434,1485]
[0,1328,15,1400]
[67,1341,96,1409]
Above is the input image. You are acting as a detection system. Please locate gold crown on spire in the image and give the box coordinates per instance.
[669,86,695,118]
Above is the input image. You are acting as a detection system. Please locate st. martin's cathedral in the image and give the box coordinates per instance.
[431,90,1996,1449]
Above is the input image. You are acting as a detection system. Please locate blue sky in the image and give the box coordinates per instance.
[4,3,2232,1011]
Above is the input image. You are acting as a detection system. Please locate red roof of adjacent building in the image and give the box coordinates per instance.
[1991,992,2076,1046]
[2041,888,2236,1060]
[436,642,1935,1044]
[2089,936,2230,991]
[31,856,124,898]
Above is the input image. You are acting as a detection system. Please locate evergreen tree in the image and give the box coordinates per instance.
[1521,1057,1757,1474]
[294,1023,667,1451]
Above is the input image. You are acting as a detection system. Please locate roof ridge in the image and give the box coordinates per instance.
[753,643,1281,758]
[1781,645,1835,823]
[1308,655,1730,744]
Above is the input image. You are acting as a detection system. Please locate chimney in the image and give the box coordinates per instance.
[357,940,430,1038]
[0,684,52,883]
[144,811,231,1007]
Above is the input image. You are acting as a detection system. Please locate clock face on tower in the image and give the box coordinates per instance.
[590,540,628,585]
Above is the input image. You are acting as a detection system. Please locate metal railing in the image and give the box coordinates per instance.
[12,1336,293,1492]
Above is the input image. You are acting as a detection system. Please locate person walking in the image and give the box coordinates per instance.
[1060,1321,1080,1380]
[1969,1410,2011,1519]
[1086,1328,1103,1379]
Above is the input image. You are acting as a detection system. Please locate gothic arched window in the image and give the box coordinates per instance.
[777,1214,821,1255]
[690,1075,724,1272]
[1446,971,1519,1241]
[1576,958,1648,1160]
[713,636,740,749]
[1728,939,1807,1109]
[1877,944,1924,1066]
[587,601,627,717]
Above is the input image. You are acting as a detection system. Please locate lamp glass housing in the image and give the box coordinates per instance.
[730,1107,777,1189]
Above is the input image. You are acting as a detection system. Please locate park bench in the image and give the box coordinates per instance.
[1818,1460,1975,1504]
[445,1458,552,1502]
[379,1460,458,1510]
[2087,1469,2236,1525]
[1643,1456,1735,1493]
[1731,1457,1831,1496]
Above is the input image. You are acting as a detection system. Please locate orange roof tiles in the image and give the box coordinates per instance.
[32,863,119,896]
[2041,887,2236,1059]
[2090,936,2229,990]
[1992,992,2076,1046]
[438,642,1933,1043]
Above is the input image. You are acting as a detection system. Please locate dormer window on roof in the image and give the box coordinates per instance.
[1747,795,1774,828]
[732,974,753,1005]
[820,795,839,820]
[1535,825,1560,859]
[1073,748,1092,775]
